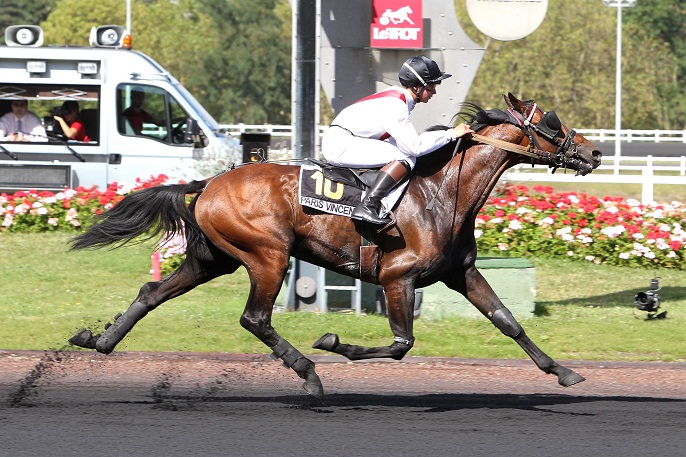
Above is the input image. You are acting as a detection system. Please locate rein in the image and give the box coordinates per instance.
[470,133,542,159]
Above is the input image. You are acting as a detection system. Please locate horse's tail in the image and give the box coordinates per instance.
[69,179,208,251]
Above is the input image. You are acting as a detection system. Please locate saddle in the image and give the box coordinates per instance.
[306,157,382,189]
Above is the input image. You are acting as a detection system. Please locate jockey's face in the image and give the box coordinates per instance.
[416,84,437,104]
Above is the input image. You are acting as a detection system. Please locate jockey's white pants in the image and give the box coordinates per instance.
[321,126,416,169]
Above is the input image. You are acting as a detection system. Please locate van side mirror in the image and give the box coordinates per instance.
[5,25,44,47]
[185,118,209,148]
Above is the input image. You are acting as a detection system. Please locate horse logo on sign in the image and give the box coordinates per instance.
[379,6,415,25]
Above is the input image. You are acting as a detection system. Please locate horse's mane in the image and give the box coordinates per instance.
[426,102,519,133]
[417,102,521,170]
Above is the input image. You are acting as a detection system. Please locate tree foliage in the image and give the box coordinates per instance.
[38,0,291,125]
[456,0,678,130]
[193,0,292,124]
[0,0,56,33]
[625,0,686,129]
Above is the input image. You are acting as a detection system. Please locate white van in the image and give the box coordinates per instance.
[0,25,236,192]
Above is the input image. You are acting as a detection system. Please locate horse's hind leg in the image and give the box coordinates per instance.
[70,253,238,354]
[449,267,585,387]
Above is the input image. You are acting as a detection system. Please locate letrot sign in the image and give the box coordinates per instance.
[370,0,423,49]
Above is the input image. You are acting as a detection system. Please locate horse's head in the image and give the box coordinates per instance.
[505,93,602,176]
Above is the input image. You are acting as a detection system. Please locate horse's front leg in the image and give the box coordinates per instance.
[313,280,416,361]
[448,266,585,387]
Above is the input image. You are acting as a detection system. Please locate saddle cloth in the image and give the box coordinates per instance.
[298,162,409,218]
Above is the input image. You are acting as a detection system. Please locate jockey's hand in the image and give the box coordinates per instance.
[447,123,474,140]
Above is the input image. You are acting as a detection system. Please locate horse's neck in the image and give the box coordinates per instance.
[417,125,524,216]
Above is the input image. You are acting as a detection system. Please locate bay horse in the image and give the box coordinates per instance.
[69,93,602,398]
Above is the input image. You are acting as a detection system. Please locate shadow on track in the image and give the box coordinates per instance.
[108,392,686,415]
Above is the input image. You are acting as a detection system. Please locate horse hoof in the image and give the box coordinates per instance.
[68,329,99,349]
[302,370,324,398]
[312,333,339,351]
[95,337,115,355]
[558,369,586,387]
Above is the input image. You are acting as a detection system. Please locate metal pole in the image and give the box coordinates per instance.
[605,0,636,174]
[614,2,622,175]
[293,0,317,160]
[126,0,132,34]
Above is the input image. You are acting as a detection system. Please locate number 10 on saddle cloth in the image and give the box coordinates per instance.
[298,164,408,218]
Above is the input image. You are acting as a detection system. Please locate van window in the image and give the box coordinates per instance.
[0,84,99,144]
[117,84,192,145]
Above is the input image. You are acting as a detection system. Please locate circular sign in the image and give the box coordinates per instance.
[295,276,317,299]
[466,0,548,41]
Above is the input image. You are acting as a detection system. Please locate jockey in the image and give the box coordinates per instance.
[322,55,473,225]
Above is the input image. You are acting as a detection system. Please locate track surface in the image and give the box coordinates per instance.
[1,350,685,457]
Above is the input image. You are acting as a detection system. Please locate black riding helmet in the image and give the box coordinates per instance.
[398,56,452,99]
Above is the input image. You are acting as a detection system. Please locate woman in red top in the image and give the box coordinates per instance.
[53,100,89,142]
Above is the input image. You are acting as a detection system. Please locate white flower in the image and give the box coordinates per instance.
[632,233,645,240]
[556,226,572,235]
[600,225,626,238]
[508,219,522,230]
[567,251,574,256]
[474,229,483,239]
[604,205,619,214]
[497,243,509,251]
[619,252,630,259]
[585,255,595,262]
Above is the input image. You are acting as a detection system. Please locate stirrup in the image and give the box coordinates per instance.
[351,205,391,225]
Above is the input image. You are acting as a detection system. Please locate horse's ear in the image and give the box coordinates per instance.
[506,92,533,116]
[504,93,515,109]
[507,92,526,109]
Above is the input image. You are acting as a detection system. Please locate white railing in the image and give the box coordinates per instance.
[576,129,686,143]
[508,156,686,204]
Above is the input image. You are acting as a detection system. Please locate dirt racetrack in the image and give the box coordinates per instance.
[1,350,685,456]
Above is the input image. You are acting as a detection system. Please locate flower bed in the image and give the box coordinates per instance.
[0,175,170,233]
[475,185,686,269]
[2,179,685,272]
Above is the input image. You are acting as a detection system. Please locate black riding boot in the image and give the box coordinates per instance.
[351,161,410,225]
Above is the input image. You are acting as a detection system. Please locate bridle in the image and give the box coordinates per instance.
[473,102,586,175]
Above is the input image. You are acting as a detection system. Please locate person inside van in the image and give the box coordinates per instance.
[53,100,89,142]
[0,99,47,142]
[123,89,158,135]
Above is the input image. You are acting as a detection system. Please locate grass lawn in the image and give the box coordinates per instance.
[1,232,684,362]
